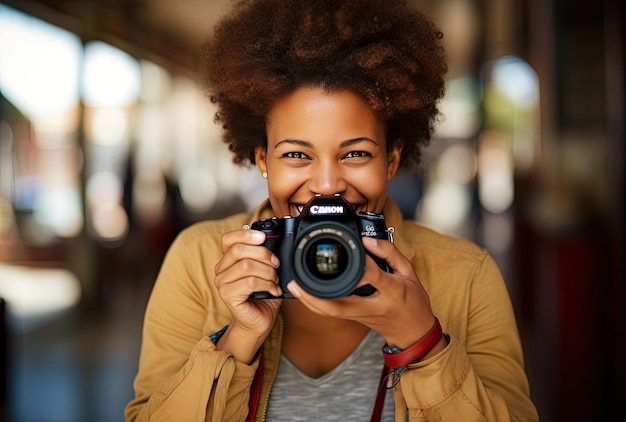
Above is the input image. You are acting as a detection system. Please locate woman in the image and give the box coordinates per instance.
[125,0,538,420]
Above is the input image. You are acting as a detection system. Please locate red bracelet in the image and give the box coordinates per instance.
[382,317,443,368]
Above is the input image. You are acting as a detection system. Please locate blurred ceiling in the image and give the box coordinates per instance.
[1,0,235,74]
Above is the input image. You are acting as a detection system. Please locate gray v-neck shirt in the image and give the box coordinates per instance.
[265,330,396,421]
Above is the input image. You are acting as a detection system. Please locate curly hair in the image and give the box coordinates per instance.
[200,0,447,167]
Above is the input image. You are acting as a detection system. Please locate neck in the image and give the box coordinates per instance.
[280,299,370,378]
[281,299,367,334]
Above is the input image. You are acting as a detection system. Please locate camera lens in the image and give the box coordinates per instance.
[293,222,365,299]
[306,241,347,278]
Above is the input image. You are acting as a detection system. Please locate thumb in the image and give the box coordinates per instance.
[362,236,410,276]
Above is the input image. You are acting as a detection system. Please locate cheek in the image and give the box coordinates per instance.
[347,166,389,194]
[266,171,307,211]
[268,182,293,200]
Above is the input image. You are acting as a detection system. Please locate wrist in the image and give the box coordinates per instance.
[419,334,448,361]
[212,323,267,364]
[209,324,229,344]
[382,317,443,369]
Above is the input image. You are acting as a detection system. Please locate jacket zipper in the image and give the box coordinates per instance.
[259,359,278,421]
[259,316,283,421]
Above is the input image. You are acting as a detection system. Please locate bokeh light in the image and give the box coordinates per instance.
[82,41,141,107]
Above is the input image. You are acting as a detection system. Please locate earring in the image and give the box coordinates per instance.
[262,171,268,179]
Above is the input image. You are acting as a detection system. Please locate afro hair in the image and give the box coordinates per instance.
[200,0,447,167]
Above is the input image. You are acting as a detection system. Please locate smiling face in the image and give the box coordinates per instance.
[255,87,403,218]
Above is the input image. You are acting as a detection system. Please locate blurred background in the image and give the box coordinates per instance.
[0,0,623,421]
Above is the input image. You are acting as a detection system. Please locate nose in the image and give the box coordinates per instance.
[307,160,347,195]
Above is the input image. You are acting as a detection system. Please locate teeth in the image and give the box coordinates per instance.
[290,204,304,216]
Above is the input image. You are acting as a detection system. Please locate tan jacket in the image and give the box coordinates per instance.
[125,199,538,421]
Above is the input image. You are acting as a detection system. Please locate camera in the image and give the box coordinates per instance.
[249,194,392,299]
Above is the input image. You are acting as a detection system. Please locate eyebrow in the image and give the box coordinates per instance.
[274,137,380,149]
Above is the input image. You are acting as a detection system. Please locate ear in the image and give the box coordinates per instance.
[255,146,268,175]
[386,142,404,180]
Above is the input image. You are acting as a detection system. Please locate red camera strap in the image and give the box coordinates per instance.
[371,364,392,421]
[246,351,265,422]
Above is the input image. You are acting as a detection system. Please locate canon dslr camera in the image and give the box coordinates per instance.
[249,194,392,299]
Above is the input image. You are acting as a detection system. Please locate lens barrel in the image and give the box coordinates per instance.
[293,221,365,299]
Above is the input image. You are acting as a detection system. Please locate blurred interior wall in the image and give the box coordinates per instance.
[519,0,625,420]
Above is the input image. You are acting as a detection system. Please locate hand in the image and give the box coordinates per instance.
[213,228,283,362]
[287,236,437,350]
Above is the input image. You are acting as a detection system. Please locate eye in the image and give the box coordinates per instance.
[343,151,371,159]
[282,151,310,159]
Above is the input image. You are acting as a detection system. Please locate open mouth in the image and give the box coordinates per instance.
[289,203,305,217]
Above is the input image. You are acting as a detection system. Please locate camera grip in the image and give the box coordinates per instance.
[249,218,296,300]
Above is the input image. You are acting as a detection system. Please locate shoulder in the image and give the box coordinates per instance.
[398,221,488,264]
[174,200,272,246]
[161,212,255,275]
[382,198,487,265]
[174,212,253,247]
[395,221,510,338]
[151,212,256,324]
[395,220,502,307]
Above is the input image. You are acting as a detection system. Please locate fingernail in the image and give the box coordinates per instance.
[362,237,377,246]
[287,281,301,298]
[251,231,265,242]
[271,254,280,267]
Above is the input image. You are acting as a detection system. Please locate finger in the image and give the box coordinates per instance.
[220,229,267,254]
[361,237,414,277]
[220,274,283,301]
[215,256,278,288]
[287,281,336,314]
[286,280,369,317]
[215,241,279,274]
[216,260,282,298]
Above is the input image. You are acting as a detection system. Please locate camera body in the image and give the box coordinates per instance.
[249,194,391,299]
